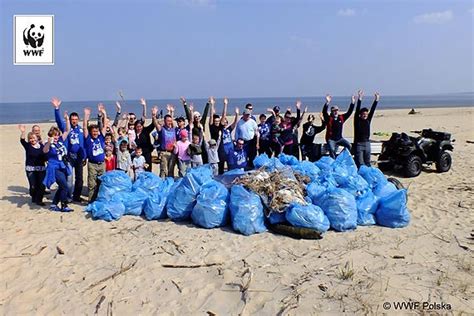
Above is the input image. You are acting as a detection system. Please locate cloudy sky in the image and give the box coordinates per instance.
[0,0,473,102]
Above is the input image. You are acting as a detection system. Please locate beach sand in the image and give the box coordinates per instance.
[0,107,473,314]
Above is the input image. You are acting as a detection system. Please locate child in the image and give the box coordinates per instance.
[187,134,203,168]
[173,129,192,177]
[132,147,148,180]
[104,146,116,172]
[270,115,285,157]
[127,122,137,150]
[116,140,132,177]
[116,127,128,149]
[203,129,221,176]
[104,134,115,153]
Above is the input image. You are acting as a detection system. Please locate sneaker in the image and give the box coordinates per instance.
[61,205,74,212]
[72,197,85,203]
[49,204,61,212]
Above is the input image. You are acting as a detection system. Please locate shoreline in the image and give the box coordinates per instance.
[2,105,473,126]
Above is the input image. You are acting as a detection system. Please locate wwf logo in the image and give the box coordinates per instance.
[23,24,45,48]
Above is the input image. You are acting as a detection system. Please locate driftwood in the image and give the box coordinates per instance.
[1,245,47,259]
[268,223,323,240]
[84,260,138,292]
[161,262,222,268]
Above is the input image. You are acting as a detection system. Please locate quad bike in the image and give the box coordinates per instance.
[377,129,454,178]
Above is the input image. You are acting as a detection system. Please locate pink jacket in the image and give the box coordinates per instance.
[173,140,191,161]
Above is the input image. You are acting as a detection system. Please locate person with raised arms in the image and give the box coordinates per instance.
[83,105,108,202]
[43,116,72,212]
[155,105,178,178]
[19,124,47,206]
[354,90,380,167]
[217,102,239,174]
[322,94,355,158]
[52,97,86,203]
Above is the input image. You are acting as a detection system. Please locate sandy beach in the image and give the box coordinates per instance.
[0,107,473,314]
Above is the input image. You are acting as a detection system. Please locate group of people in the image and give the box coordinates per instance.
[19,90,379,211]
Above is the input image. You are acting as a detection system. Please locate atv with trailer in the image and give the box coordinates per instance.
[377,129,454,178]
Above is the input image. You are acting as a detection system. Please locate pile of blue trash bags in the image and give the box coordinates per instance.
[85,149,410,236]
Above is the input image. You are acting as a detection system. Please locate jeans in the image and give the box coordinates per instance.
[52,168,69,205]
[66,154,84,200]
[327,138,351,158]
[26,170,46,203]
[355,141,371,168]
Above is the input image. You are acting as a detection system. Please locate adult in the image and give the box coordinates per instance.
[133,98,159,172]
[354,91,380,167]
[266,106,281,126]
[279,101,302,156]
[228,138,247,170]
[156,108,178,178]
[300,113,326,162]
[31,125,43,144]
[19,124,47,206]
[322,94,355,158]
[52,97,86,202]
[217,103,239,174]
[181,96,210,163]
[209,97,228,141]
[83,105,108,202]
[43,124,72,212]
[235,109,260,169]
[244,103,257,121]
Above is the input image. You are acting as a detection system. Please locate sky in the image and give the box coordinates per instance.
[0,0,473,103]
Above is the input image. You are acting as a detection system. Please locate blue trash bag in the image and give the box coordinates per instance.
[317,187,357,232]
[315,156,335,172]
[113,190,148,216]
[253,153,271,169]
[358,165,387,190]
[85,199,125,222]
[216,169,246,188]
[341,175,370,197]
[334,149,358,176]
[286,203,330,232]
[278,153,300,166]
[191,181,229,228]
[97,170,133,200]
[293,161,320,182]
[229,185,267,235]
[318,173,338,188]
[306,182,328,204]
[132,172,163,193]
[270,157,285,170]
[374,181,397,198]
[356,190,378,226]
[166,166,213,221]
[143,177,175,220]
[268,211,287,224]
[375,189,410,228]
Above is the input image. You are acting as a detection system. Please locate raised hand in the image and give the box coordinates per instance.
[98,103,105,114]
[235,107,240,115]
[325,94,332,104]
[304,106,308,113]
[166,104,174,113]
[151,106,158,117]
[115,101,122,112]
[18,124,26,133]
[223,97,229,106]
[140,98,147,107]
[51,97,62,109]
[64,111,69,121]
[84,107,91,118]
[180,96,186,104]
[351,95,356,104]
[375,92,380,102]
[209,96,216,106]
[295,100,302,110]
[358,90,363,99]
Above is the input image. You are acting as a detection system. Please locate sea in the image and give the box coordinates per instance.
[0,92,472,124]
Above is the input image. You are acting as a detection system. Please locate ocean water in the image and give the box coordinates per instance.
[0,93,472,124]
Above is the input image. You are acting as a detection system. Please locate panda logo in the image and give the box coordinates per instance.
[23,24,45,48]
